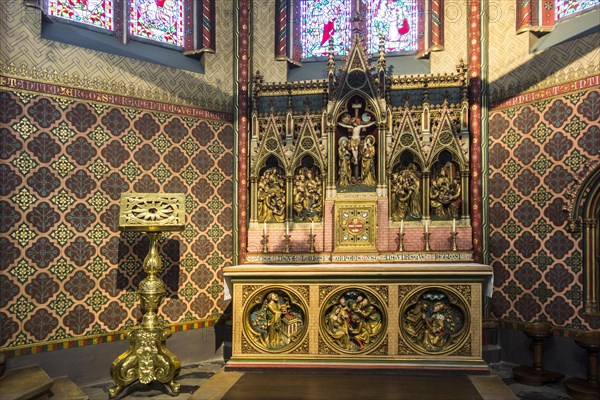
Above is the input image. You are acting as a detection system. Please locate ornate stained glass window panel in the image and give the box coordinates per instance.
[47,0,113,30]
[555,0,599,20]
[300,0,351,59]
[366,0,418,54]
[130,0,185,47]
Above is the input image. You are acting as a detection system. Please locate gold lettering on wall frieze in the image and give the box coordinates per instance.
[0,62,233,115]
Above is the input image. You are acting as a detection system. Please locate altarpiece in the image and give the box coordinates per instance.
[224,29,492,372]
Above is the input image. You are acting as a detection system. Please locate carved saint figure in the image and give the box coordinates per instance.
[423,302,452,351]
[430,163,461,218]
[250,291,304,351]
[391,163,421,220]
[337,137,352,188]
[293,167,322,222]
[360,135,376,186]
[257,167,285,223]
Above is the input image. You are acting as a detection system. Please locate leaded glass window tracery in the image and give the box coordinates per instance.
[555,0,599,20]
[299,0,419,60]
[300,0,351,59]
[366,0,418,54]
[129,0,185,47]
[47,0,114,30]
[46,0,188,48]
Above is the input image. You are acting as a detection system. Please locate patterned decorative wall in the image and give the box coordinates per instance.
[430,0,468,74]
[0,1,234,111]
[0,80,234,350]
[251,3,287,83]
[488,79,599,330]
[488,0,600,104]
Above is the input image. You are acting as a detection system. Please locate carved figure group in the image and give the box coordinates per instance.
[324,292,383,352]
[430,163,461,218]
[293,167,323,222]
[257,167,285,223]
[403,294,464,353]
[391,163,421,221]
[337,113,377,188]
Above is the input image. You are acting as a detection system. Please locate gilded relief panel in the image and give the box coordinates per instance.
[399,286,470,355]
[242,286,308,353]
[319,287,387,354]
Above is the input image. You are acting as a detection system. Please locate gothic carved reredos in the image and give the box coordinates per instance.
[249,27,470,230]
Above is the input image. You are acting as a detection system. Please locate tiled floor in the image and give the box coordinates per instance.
[83,360,574,400]
[83,359,225,400]
[490,362,574,400]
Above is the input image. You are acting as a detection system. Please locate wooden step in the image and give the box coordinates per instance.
[0,366,53,400]
[48,377,89,400]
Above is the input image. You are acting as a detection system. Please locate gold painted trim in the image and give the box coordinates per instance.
[0,62,213,109]
[2,317,220,353]
[516,26,553,35]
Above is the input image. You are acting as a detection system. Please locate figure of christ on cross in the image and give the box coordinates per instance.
[338,103,376,182]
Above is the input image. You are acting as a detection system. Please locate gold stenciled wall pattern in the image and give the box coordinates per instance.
[251,2,287,83]
[0,85,234,349]
[488,1,600,103]
[0,1,234,111]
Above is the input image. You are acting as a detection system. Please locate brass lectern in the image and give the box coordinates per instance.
[109,193,185,398]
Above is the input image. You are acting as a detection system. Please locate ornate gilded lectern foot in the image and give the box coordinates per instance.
[109,193,185,398]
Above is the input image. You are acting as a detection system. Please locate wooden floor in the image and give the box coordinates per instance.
[191,371,518,400]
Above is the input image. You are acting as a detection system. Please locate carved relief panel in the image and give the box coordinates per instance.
[399,286,470,355]
[319,287,387,354]
[243,287,308,353]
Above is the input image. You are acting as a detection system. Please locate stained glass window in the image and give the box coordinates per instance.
[555,0,599,20]
[47,0,113,30]
[300,0,352,59]
[299,0,419,60]
[130,0,185,47]
[366,0,418,54]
